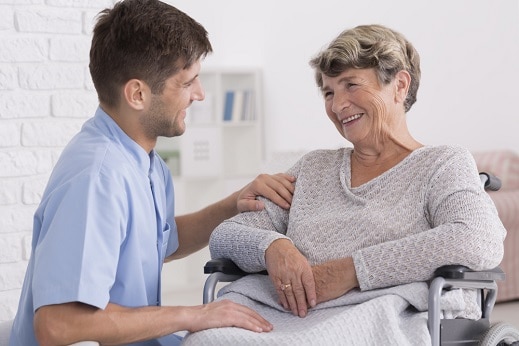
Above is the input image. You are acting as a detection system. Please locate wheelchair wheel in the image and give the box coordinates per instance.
[479,321,519,346]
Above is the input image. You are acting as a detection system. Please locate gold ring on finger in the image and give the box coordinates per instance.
[280,283,292,291]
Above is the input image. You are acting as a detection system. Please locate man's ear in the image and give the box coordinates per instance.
[123,79,149,111]
[394,70,411,104]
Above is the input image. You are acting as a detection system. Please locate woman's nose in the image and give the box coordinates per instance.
[331,93,350,115]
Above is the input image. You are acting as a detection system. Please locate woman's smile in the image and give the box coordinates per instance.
[342,113,363,125]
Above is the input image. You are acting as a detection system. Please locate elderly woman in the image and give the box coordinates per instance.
[182,24,506,345]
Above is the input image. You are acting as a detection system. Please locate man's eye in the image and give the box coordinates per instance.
[323,91,333,98]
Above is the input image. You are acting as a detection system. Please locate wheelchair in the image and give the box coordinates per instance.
[202,173,519,346]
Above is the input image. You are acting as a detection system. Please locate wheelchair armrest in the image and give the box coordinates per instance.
[204,258,268,276]
[204,258,247,276]
[433,265,505,281]
[203,259,267,304]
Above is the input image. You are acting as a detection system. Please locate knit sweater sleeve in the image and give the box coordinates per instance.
[209,161,302,273]
[352,147,506,291]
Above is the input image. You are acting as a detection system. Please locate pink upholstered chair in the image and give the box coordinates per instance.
[472,150,519,302]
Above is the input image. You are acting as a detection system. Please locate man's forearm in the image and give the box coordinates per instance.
[170,190,240,260]
[34,302,192,346]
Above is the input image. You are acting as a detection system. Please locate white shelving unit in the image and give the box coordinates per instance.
[156,68,264,215]
[158,69,264,301]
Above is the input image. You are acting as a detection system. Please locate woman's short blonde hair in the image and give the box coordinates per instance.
[309,24,421,113]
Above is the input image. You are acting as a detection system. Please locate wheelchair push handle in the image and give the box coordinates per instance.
[479,172,501,191]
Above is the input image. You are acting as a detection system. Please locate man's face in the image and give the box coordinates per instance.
[142,60,204,139]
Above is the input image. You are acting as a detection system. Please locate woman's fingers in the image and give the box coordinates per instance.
[283,282,308,317]
[275,268,315,318]
[266,239,315,317]
[301,267,317,308]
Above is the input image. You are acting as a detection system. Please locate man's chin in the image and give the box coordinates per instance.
[162,128,185,138]
[159,122,186,138]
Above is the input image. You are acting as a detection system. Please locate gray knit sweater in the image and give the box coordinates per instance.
[210,145,506,291]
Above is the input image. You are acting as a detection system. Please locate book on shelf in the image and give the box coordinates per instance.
[223,90,234,122]
[222,89,255,122]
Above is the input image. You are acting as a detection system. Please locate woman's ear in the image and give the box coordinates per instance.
[394,70,411,105]
[123,79,149,111]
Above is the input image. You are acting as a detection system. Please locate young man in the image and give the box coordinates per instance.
[9,1,294,345]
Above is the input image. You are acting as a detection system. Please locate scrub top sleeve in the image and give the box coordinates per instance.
[32,174,125,311]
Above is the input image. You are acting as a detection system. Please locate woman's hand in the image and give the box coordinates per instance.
[237,173,295,212]
[265,239,316,317]
[312,257,359,304]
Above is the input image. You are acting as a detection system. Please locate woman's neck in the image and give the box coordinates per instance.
[350,139,422,187]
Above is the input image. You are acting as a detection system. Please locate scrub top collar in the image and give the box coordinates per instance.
[93,106,154,176]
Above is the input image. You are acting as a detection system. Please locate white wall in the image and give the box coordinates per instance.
[0,0,112,322]
[1,0,518,321]
[178,0,519,154]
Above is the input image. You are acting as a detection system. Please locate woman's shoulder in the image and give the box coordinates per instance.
[412,145,473,163]
[300,147,351,161]
[287,148,349,176]
[408,145,478,183]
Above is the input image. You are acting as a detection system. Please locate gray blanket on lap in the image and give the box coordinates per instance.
[182,275,474,346]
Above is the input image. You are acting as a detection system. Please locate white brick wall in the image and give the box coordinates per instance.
[0,0,114,322]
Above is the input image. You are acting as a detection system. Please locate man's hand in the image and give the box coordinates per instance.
[237,173,295,212]
[184,300,273,333]
[265,239,316,318]
[34,300,272,346]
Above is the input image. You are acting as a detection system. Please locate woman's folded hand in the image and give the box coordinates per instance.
[265,239,316,317]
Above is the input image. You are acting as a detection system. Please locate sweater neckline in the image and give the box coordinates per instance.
[341,146,430,191]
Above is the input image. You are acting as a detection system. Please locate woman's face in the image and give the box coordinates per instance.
[321,68,400,145]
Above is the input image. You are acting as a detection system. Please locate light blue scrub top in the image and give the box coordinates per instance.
[10,107,181,346]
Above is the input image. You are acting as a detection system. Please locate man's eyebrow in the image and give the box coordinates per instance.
[183,74,198,85]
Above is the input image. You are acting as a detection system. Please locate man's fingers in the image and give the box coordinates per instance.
[231,302,273,332]
[253,173,295,209]
[267,174,295,205]
[195,300,273,333]
[236,173,295,212]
